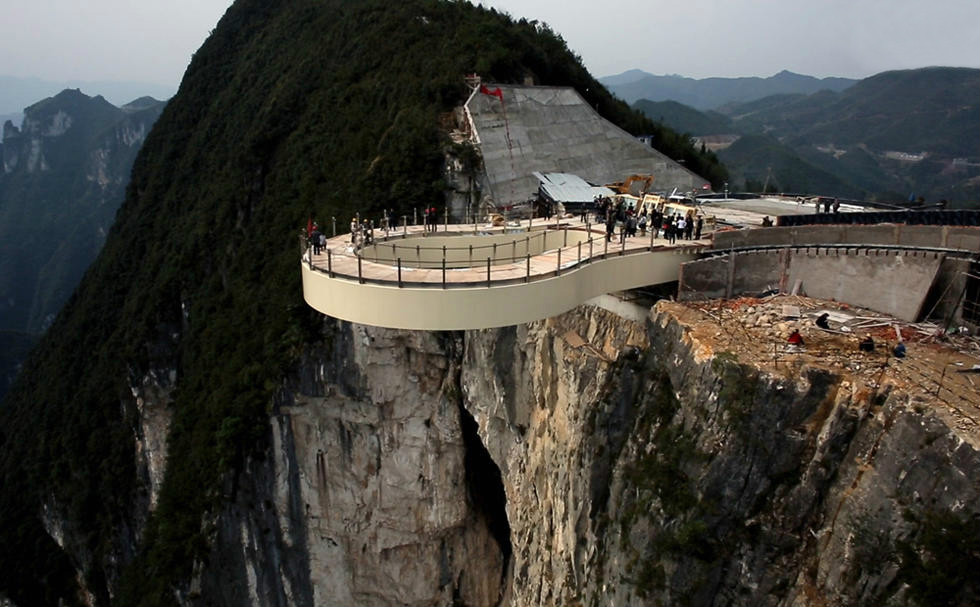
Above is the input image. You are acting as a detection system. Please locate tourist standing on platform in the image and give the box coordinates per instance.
[311,223,323,255]
[676,215,687,240]
[606,211,615,242]
[684,213,694,240]
[695,215,704,240]
[363,220,373,245]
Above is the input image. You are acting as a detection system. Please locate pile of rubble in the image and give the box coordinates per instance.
[670,294,980,443]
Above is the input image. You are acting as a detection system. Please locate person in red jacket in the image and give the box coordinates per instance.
[787,329,805,346]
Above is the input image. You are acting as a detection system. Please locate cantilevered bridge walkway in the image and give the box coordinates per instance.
[301,217,706,330]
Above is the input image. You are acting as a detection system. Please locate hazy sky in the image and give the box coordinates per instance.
[2,0,978,88]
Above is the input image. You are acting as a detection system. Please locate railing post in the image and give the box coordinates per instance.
[332,216,336,237]
[402,216,407,237]
[526,254,530,283]
[650,224,655,250]
[414,208,417,226]
[589,237,593,262]
[487,257,491,288]
[557,248,562,276]
[469,244,473,266]
[578,241,581,264]
[604,236,608,257]
[397,258,402,288]
[327,249,332,277]
[493,242,497,262]
[357,255,363,284]
[444,206,448,232]
[416,244,421,269]
[512,240,516,261]
[442,256,446,289]
[621,235,626,256]
[563,227,568,247]
[525,236,530,255]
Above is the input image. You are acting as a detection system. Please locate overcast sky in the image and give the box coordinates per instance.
[2,0,977,89]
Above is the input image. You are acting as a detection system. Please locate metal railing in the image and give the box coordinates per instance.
[304,226,705,290]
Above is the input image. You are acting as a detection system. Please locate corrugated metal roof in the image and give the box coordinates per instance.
[534,172,615,203]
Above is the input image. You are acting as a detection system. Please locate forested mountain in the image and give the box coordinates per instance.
[602,69,856,109]
[0,90,165,400]
[632,67,980,204]
[632,99,733,138]
[0,1,724,604]
[0,90,165,336]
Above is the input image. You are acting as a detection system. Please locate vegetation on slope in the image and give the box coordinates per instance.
[0,0,725,604]
[634,68,980,204]
[0,90,165,336]
[632,99,733,137]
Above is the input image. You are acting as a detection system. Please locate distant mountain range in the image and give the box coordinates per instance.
[0,89,165,340]
[601,69,857,110]
[0,75,175,116]
[629,67,980,205]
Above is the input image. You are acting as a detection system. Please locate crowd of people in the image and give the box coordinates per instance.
[593,196,705,244]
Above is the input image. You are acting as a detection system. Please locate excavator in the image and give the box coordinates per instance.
[607,174,655,196]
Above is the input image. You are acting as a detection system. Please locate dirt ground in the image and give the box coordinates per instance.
[660,295,980,448]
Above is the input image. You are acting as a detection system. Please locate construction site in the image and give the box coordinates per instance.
[668,295,979,446]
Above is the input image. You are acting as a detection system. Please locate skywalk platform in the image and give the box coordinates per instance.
[301,217,706,330]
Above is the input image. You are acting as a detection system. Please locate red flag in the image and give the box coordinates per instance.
[479,84,503,101]
[307,216,313,237]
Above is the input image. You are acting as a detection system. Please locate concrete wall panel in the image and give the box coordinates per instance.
[468,85,708,206]
[712,225,980,251]
[679,248,944,321]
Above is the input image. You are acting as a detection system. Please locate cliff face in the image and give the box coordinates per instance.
[459,301,979,606]
[174,297,979,606]
[184,321,507,606]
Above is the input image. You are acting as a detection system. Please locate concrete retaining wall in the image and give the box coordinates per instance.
[712,225,980,251]
[467,85,708,206]
[679,248,945,321]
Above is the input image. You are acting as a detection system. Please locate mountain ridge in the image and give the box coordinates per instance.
[0,89,165,366]
[0,75,175,115]
[630,67,980,204]
[601,69,857,109]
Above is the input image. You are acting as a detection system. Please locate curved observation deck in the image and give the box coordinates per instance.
[301,217,706,330]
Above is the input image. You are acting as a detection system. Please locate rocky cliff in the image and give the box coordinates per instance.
[460,299,979,606]
[151,297,977,606]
